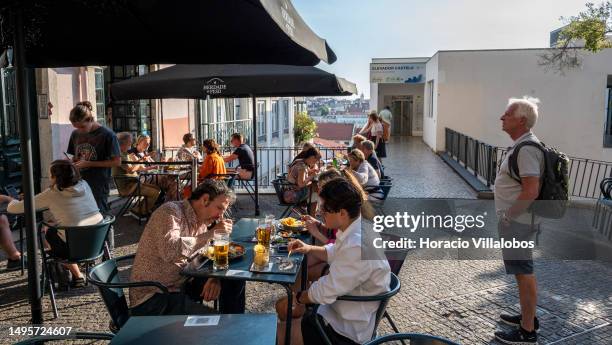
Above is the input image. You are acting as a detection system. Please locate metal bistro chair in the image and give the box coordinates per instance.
[205,172,239,189]
[272,178,309,218]
[364,333,461,345]
[13,332,115,344]
[88,253,170,333]
[593,177,612,240]
[366,181,393,216]
[313,272,401,345]
[234,163,260,197]
[113,176,141,219]
[40,215,115,319]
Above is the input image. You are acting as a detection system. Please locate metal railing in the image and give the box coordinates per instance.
[446,127,612,199]
[200,119,252,147]
[161,145,346,188]
[444,128,498,187]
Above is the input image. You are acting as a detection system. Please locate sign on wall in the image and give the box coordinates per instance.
[370,63,426,84]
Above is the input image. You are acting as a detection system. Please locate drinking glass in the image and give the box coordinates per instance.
[212,229,230,271]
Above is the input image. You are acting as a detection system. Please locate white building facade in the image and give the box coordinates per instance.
[369,58,427,137]
[371,49,612,162]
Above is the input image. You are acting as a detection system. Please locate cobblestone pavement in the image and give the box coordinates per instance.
[1,138,611,344]
[383,136,476,199]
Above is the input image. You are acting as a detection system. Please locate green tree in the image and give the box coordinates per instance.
[540,1,612,73]
[294,111,317,145]
[319,105,330,116]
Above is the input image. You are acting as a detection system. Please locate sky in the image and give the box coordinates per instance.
[292,0,593,98]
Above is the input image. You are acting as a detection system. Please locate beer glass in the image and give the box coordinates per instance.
[213,230,230,271]
[256,224,271,247]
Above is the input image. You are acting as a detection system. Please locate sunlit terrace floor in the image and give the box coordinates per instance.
[1,138,611,344]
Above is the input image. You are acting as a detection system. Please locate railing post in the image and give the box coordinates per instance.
[474,140,479,178]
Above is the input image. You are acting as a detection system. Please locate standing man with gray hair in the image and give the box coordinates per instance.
[494,96,543,345]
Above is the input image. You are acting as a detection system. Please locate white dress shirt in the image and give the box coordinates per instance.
[308,217,391,344]
[353,161,380,188]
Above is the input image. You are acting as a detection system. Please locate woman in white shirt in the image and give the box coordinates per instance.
[347,149,383,201]
[1,160,103,287]
[284,178,391,345]
[359,111,386,159]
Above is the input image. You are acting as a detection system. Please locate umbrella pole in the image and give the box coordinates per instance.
[160,99,165,151]
[251,96,260,216]
[13,8,43,324]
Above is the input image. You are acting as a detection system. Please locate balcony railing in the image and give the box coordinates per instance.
[162,145,346,188]
[200,119,252,147]
[445,128,498,187]
[446,127,612,199]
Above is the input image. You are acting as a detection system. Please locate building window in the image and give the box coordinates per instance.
[109,65,152,141]
[216,101,223,123]
[272,100,279,138]
[605,75,612,147]
[94,68,106,126]
[257,100,267,142]
[283,99,290,134]
[0,67,18,139]
[427,80,434,118]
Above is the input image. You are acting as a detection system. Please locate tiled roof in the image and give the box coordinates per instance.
[313,137,347,148]
[315,122,355,141]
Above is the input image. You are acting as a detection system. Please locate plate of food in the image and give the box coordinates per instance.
[279,217,306,232]
[201,242,246,261]
[277,230,298,239]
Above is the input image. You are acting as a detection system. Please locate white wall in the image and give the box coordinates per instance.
[423,53,439,150]
[429,48,612,161]
[377,82,425,136]
[38,67,96,186]
[369,83,378,111]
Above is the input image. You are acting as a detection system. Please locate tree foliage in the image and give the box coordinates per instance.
[539,1,612,73]
[293,111,317,145]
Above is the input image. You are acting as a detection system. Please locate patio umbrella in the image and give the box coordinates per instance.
[110,64,357,215]
[1,0,337,324]
[0,0,337,67]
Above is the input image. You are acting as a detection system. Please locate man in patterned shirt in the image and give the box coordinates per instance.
[129,180,245,316]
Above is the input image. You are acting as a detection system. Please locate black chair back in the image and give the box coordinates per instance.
[272,178,303,205]
[88,255,131,331]
[47,215,115,262]
[89,254,170,332]
[381,233,408,276]
[364,333,461,345]
[600,177,612,199]
[336,272,401,339]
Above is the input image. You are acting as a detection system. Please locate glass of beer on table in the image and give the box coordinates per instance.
[256,219,273,247]
[213,229,230,271]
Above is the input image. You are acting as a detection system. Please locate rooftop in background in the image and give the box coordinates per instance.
[314,137,347,148]
[315,122,355,142]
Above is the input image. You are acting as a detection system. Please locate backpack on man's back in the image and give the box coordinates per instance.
[508,141,570,219]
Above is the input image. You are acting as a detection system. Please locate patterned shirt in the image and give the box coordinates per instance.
[129,200,211,307]
[176,145,201,162]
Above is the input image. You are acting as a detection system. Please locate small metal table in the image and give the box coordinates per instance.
[181,218,310,345]
[138,168,190,202]
[109,314,277,345]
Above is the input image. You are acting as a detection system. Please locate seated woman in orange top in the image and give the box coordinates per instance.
[199,139,227,180]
